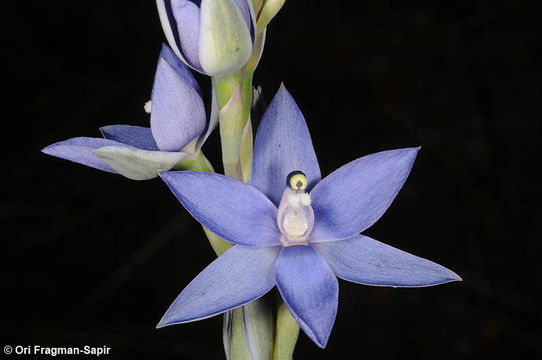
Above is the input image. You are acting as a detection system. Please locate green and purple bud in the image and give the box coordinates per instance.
[157,0,256,76]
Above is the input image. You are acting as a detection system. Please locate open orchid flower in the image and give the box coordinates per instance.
[156,0,256,76]
[157,86,461,347]
[42,44,218,180]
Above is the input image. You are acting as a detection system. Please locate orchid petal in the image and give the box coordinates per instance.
[93,146,188,181]
[170,0,203,70]
[275,246,338,348]
[150,56,206,152]
[100,125,159,151]
[41,137,129,173]
[251,85,321,205]
[313,235,462,287]
[310,148,419,242]
[156,1,187,70]
[160,171,281,247]
[157,245,279,327]
[158,43,201,95]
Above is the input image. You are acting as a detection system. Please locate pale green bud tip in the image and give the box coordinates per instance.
[257,0,286,33]
[199,0,254,76]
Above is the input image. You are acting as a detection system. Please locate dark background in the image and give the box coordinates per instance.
[2,0,540,359]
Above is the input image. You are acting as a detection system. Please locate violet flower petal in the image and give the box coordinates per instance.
[160,171,282,247]
[157,44,215,153]
[310,148,419,242]
[157,245,279,327]
[275,246,338,348]
[100,125,159,151]
[251,85,321,206]
[157,43,201,96]
[41,137,130,173]
[150,53,206,152]
[169,0,203,71]
[313,235,462,287]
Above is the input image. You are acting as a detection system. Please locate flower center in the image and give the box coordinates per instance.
[282,206,309,238]
[277,172,314,247]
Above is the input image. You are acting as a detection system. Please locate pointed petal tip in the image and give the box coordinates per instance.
[41,144,53,154]
[407,146,421,154]
[40,140,72,155]
[277,82,291,97]
[311,331,330,348]
[41,139,72,154]
[423,268,463,287]
[436,266,462,285]
[98,125,113,138]
[409,146,421,160]
[155,320,165,329]
[316,339,328,349]
[155,307,191,330]
[155,316,173,329]
[449,271,463,283]
[298,316,331,348]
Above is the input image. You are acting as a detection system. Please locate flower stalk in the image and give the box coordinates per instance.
[209,19,272,359]
[272,302,299,360]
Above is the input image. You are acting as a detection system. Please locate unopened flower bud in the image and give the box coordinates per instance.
[157,0,256,76]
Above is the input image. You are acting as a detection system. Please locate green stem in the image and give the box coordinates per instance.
[272,301,300,360]
[214,71,254,181]
[173,151,214,172]
[241,70,254,124]
[213,71,244,110]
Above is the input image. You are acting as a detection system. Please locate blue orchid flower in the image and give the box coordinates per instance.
[156,0,256,76]
[42,44,217,180]
[157,86,461,347]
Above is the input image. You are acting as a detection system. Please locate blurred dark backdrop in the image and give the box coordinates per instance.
[2,0,540,359]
